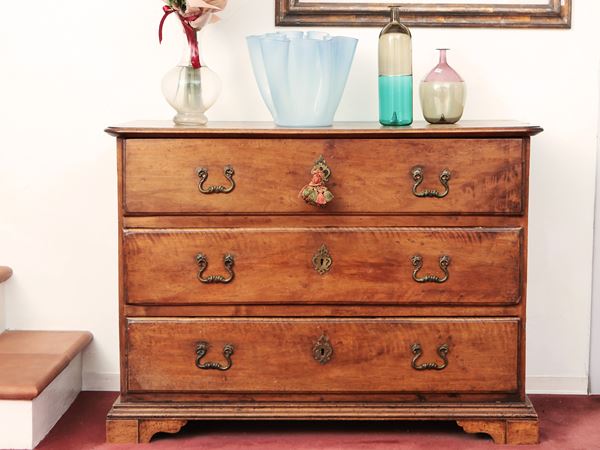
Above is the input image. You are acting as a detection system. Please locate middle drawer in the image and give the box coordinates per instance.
[124,227,522,306]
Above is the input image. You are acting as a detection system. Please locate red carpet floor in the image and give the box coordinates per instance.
[35,393,600,450]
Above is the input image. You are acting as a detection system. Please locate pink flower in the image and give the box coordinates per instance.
[184,0,227,28]
[187,0,227,11]
[163,0,228,28]
[159,0,227,68]
[188,13,214,29]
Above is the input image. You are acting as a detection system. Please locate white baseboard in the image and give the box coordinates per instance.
[526,376,589,395]
[82,371,120,391]
[80,372,590,395]
[0,354,82,449]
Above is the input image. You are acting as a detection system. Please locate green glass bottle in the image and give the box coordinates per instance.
[378,7,413,126]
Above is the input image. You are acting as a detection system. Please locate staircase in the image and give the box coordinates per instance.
[0,267,93,449]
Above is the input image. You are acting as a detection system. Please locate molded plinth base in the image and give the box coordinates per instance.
[106,418,188,444]
[458,418,539,445]
[106,396,538,444]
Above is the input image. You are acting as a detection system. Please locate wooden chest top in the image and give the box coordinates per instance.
[107,121,542,139]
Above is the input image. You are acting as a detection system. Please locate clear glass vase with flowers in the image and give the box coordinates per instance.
[159,0,226,125]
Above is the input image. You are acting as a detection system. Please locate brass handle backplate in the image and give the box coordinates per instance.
[196,165,235,194]
[195,342,234,371]
[196,253,235,284]
[411,343,449,371]
[412,255,450,284]
[411,166,451,198]
[313,334,333,365]
[299,155,334,207]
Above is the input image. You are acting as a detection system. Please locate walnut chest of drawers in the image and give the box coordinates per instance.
[105,121,542,445]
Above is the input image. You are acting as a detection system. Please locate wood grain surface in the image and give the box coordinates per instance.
[106,396,538,444]
[458,418,539,445]
[124,227,522,305]
[126,317,519,395]
[123,138,525,215]
[122,214,526,229]
[107,122,541,444]
[106,121,543,139]
[122,304,523,318]
[108,395,538,419]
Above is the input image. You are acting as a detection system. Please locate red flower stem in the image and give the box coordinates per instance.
[179,16,201,69]
[158,5,202,69]
[158,6,175,44]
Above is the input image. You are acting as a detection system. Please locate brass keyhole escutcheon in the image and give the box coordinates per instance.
[313,335,333,365]
[312,244,333,275]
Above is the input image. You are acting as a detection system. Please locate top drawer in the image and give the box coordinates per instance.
[123,138,525,215]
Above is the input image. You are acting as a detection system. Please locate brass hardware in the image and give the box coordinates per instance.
[299,155,334,207]
[313,335,333,364]
[313,155,332,181]
[196,253,235,284]
[411,255,450,284]
[196,165,235,194]
[411,343,449,371]
[195,342,234,371]
[411,166,451,198]
[312,244,333,275]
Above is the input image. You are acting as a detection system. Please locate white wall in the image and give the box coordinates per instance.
[0,0,599,393]
[591,69,600,394]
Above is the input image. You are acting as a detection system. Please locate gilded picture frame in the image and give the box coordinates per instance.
[275,0,571,28]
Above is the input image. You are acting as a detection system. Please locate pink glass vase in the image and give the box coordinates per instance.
[419,49,466,124]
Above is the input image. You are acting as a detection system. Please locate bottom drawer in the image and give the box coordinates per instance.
[126,318,519,394]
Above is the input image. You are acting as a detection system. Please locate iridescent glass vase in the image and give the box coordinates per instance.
[419,49,466,124]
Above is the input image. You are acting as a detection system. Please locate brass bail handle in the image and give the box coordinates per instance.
[300,155,334,207]
[411,166,451,198]
[411,343,449,371]
[196,253,235,284]
[195,342,234,371]
[196,165,236,194]
[411,255,450,284]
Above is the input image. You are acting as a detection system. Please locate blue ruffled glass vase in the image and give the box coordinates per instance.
[247,32,358,127]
